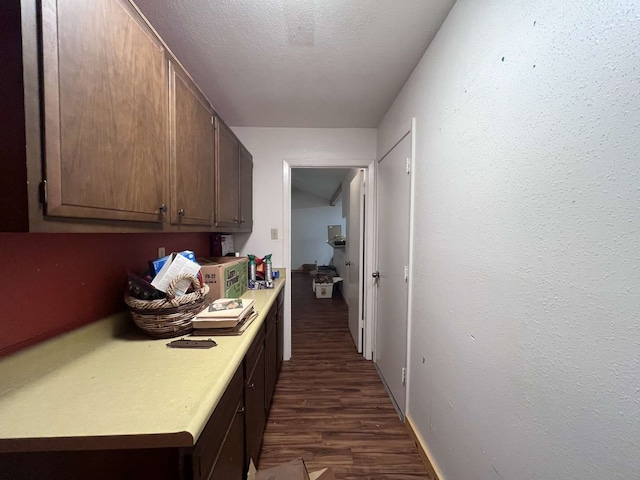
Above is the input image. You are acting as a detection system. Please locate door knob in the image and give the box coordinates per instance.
[372,271,380,278]
[345,261,351,266]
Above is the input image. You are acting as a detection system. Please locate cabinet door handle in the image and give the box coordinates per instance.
[178,209,185,217]
[237,406,245,414]
[159,204,168,214]
[248,383,255,389]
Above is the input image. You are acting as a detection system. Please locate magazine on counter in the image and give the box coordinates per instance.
[196,298,255,319]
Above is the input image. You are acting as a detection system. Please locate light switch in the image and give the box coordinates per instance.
[270,228,278,240]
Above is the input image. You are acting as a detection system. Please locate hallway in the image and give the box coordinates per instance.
[258,272,433,479]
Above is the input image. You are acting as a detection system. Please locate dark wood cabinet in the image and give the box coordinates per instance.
[244,327,266,467]
[214,117,253,232]
[0,333,277,480]
[2,0,252,233]
[169,61,215,226]
[264,306,278,413]
[215,119,241,228]
[192,367,244,480]
[276,290,285,375]
[239,145,254,231]
[207,400,245,480]
[41,0,169,224]
[0,448,183,480]
[0,367,246,480]
[0,294,286,480]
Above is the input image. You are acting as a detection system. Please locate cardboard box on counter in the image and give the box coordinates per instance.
[247,458,336,480]
[197,256,248,303]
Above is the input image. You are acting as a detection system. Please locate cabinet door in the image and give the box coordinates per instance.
[238,145,253,232]
[170,62,214,226]
[42,0,168,222]
[192,367,244,480]
[264,320,277,413]
[215,119,240,228]
[276,291,285,375]
[207,398,245,480]
[244,343,266,467]
[245,351,265,467]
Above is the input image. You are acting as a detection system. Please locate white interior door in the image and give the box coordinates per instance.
[375,133,411,416]
[347,170,364,352]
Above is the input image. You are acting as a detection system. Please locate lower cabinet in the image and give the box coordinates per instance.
[206,399,245,480]
[0,295,285,480]
[192,367,244,480]
[244,326,266,467]
[276,290,285,375]
[0,448,183,480]
[264,308,278,413]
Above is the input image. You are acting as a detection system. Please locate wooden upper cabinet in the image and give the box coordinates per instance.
[215,118,241,228]
[239,145,253,232]
[169,61,214,226]
[2,0,252,232]
[41,0,168,223]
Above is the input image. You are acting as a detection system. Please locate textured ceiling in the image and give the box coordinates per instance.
[134,0,456,128]
[292,168,352,202]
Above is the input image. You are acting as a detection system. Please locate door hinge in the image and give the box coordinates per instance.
[403,265,408,282]
[39,180,48,205]
[406,157,411,174]
[401,367,406,385]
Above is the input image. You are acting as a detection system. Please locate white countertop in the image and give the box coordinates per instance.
[0,275,285,452]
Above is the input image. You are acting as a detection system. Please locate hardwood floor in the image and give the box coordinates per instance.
[259,272,433,479]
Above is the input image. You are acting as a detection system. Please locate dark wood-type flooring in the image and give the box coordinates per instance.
[258,272,432,479]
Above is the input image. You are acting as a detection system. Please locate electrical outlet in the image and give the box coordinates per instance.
[270,228,278,240]
[158,247,166,258]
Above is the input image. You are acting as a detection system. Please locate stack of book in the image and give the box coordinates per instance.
[191,298,257,336]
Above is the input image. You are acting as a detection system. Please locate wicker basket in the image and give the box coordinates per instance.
[124,273,210,338]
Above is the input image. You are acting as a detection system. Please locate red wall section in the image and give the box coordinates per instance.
[0,232,211,358]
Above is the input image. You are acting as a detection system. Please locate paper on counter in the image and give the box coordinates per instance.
[150,254,201,296]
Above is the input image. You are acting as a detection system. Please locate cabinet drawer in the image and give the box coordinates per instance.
[192,366,244,480]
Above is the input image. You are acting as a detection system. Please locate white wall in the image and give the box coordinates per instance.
[231,127,377,267]
[291,187,344,270]
[231,127,376,361]
[378,1,640,479]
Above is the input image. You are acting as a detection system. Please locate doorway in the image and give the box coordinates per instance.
[283,160,376,360]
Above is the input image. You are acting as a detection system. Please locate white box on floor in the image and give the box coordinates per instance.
[314,281,334,298]
[312,276,343,298]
